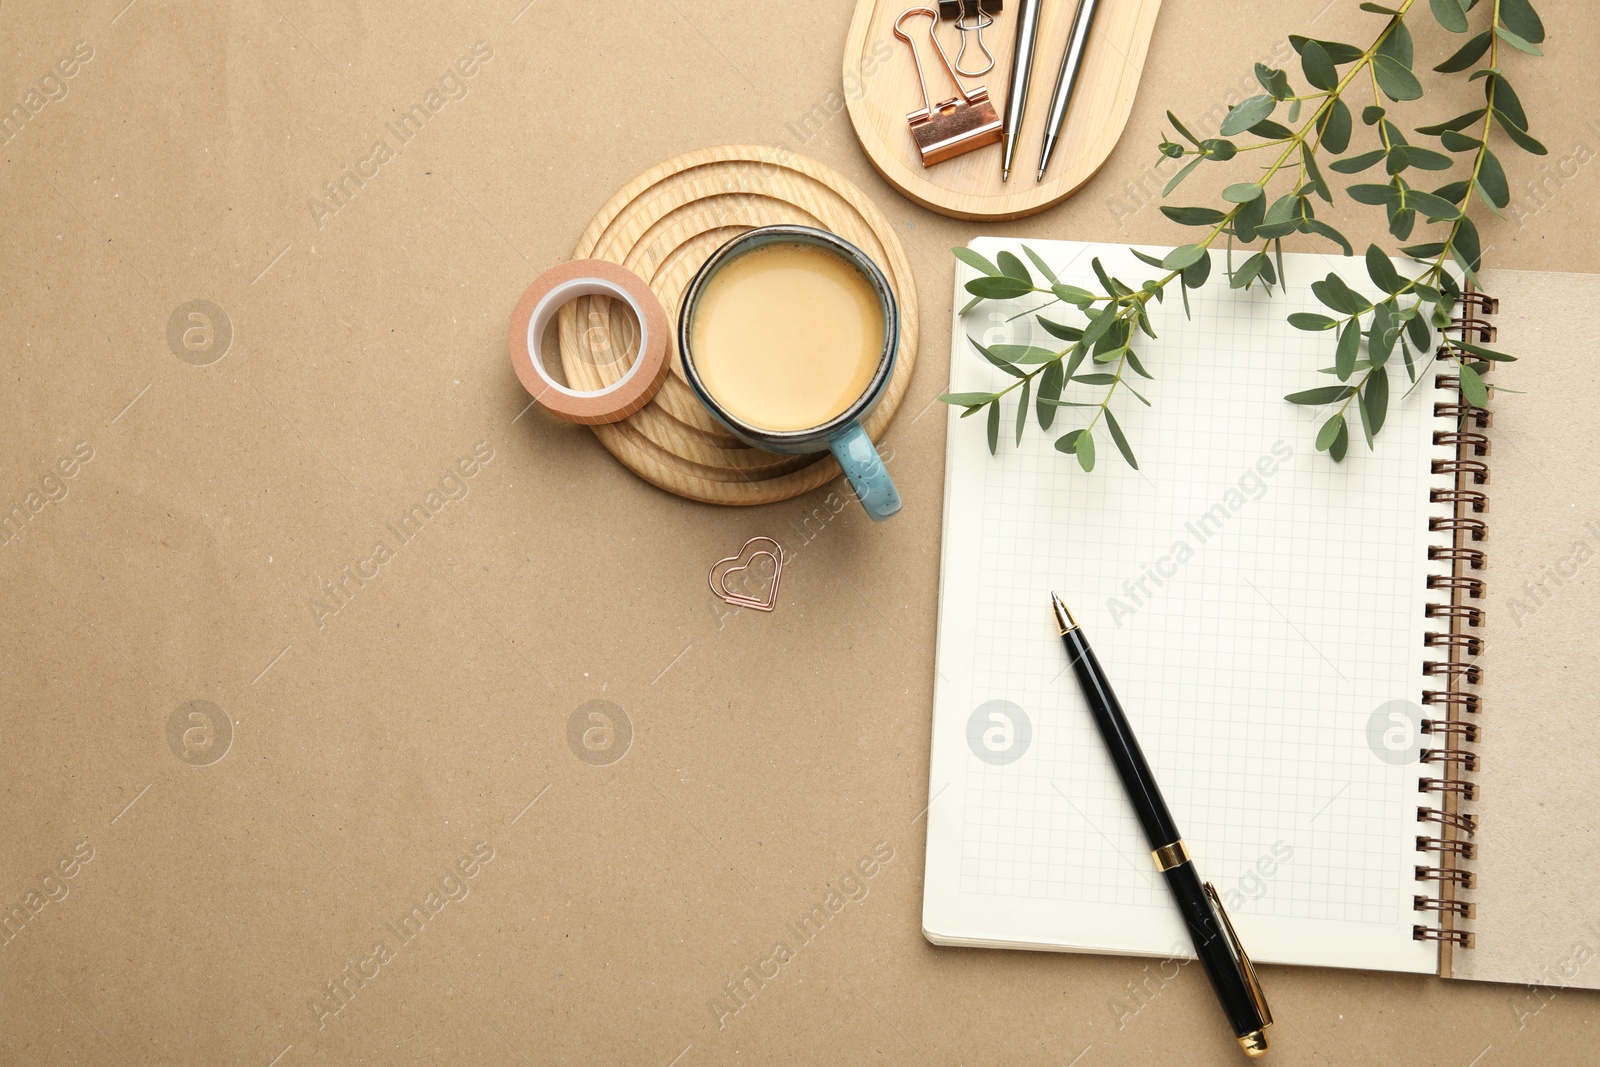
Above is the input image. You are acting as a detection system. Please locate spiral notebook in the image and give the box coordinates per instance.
[924,239,1600,989]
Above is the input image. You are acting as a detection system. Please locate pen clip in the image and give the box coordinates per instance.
[1203,881,1273,1029]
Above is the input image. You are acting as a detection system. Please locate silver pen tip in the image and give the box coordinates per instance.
[1051,592,1079,634]
[1036,167,1046,182]
[1001,168,1010,183]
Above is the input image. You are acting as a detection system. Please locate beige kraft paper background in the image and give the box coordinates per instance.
[2,1,1597,1064]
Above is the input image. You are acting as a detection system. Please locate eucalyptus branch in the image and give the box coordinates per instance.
[941,0,1541,468]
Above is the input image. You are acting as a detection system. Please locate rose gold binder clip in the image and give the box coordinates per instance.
[893,7,1003,167]
[708,536,784,612]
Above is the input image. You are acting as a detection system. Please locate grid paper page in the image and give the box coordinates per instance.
[922,239,1449,974]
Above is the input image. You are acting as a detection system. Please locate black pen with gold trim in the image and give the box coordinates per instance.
[1052,593,1273,1057]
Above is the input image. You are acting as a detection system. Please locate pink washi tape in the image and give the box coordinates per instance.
[508,259,670,425]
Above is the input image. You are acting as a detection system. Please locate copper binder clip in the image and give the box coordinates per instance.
[893,7,1003,167]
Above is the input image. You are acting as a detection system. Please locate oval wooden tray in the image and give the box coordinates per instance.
[843,0,1163,221]
[555,146,918,506]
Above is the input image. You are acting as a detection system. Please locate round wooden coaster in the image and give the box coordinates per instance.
[555,145,919,506]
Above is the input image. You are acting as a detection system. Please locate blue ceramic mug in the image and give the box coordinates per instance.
[678,225,902,522]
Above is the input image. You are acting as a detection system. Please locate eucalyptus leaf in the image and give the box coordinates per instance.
[1291,36,1364,63]
[1458,362,1489,407]
[1023,246,1060,284]
[1256,62,1293,99]
[953,247,1001,277]
[1348,183,1399,206]
[1233,191,1269,242]
[1375,55,1424,101]
[1403,146,1455,171]
[986,400,999,454]
[1301,39,1339,90]
[1477,149,1510,208]
[1331,149,1387,174]
[1368,301,1398,366]
[1221,95,1278,136]
[1429,0,1469,32]
[1230,252,1270,290]
[1316,413,1347,452]
[1052,282,1097,307]
[966,275,1034,299]
[1302,143,1332,203]
[1454,339,1517,362]
[1418,108,1487,135]
[1376,19,1414,67]
[1405,311,1431,354]
[1302,218,1354,256]
[1124,349,1154,380]
[1336,319,1362,380]
[1158,207,1228,228]
[996,250,1032,284]
[1436,29,1492,75]
[1494,110,1548,155]
[1287,385,1356,405]
[1038,317,1085,342]
[1162,244,1209,270]
[1076,428,1096,472]
[1494,74,1531,130]
[1038,359,1065,428]
[1167,111,1201,147]
[1496,25,1543,56]
[940,392,997,407]
[1162,156,1205,195]
[1250,119,1296,140]
[1318,98,1353,153]
[1362,363,1391,440]
[971,338,1028,377]
[1330,417,1350,462]
[989,344,1061,364]
[1104,408,1138,469]
[1016,378,1031,446]
[1500,0,1546,43]
[1386,204,1416,240]
[1289,312,1339,331]
[1365,244,1405,293]
[1404,189,1462,220]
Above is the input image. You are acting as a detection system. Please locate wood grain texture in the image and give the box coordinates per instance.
[556,145,918,506]
[844,0,1163,220]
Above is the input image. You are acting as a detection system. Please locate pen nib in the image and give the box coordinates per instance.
[1051,592,1078,634]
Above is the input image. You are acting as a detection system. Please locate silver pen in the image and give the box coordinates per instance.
[1000,0,1044,183]
[1037,0,1100,182]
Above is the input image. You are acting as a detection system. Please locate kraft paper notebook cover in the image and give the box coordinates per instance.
[922,238,1600,988]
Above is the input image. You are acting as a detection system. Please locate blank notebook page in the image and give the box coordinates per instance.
[923,238,1446,974]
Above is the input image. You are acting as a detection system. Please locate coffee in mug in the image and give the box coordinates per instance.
[679,225,902,522]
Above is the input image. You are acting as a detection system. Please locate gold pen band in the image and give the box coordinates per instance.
[1238,1029,1270,1057]
[1152,839,1189,872]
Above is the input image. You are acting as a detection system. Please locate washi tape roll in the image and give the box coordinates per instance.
[508,259,671,425]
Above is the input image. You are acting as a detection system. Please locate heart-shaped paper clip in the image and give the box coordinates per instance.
[708,536,784,612]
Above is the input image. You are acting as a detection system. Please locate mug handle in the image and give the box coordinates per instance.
[829,423,902,522]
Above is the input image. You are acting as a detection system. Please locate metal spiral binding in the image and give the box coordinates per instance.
[1413,285,1497,970]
